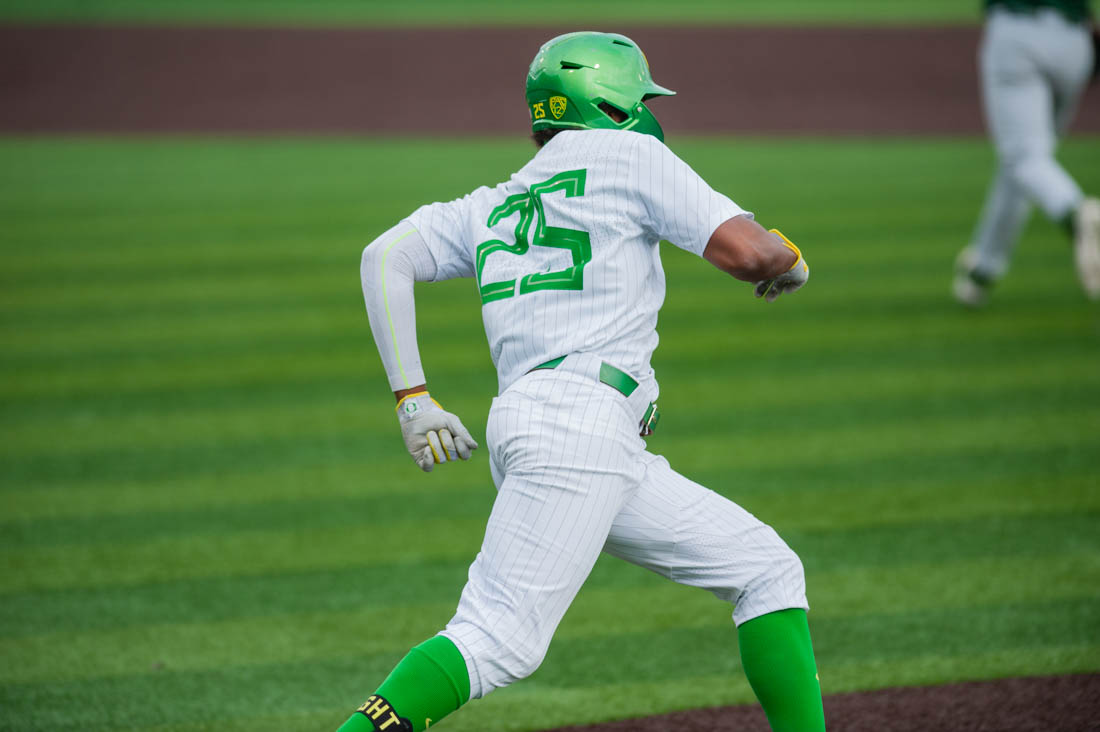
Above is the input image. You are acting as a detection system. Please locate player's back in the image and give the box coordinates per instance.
[408,128,744,395]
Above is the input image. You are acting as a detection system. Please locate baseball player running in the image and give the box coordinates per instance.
[340,32,823,732]
[954,0,1100,306]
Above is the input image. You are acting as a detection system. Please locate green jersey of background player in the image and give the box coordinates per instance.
[984,0,1091,24]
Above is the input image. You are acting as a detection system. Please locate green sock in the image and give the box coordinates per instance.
[337,635,471,732]
[737,608,825,732]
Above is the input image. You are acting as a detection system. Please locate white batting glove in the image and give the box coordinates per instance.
[754,229,809,303]
[395,392,478,472]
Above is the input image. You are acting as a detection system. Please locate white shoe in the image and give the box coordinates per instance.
[953,247,991,308]
[1074,197,1100,300]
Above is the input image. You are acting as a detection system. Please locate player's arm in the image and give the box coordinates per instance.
[630,135,809,302]
[703,214,810,302]
[361,221,478,472]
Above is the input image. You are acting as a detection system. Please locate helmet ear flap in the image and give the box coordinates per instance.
[624,102,666,142]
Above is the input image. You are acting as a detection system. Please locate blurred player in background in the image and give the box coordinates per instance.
[954,0,1100,306]
[340,31,822,732]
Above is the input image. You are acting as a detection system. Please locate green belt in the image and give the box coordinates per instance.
[532,356,638,397]
[532,356,660,434]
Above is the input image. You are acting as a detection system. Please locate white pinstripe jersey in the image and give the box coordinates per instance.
[406,129,746,395]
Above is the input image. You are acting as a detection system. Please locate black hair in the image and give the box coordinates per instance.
[532,104,628,147]
[531,127,565,148]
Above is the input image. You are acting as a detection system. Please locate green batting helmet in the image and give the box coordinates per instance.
[525,32,676,142]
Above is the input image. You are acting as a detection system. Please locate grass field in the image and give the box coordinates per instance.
[1,135,1099,731]
[0,0,981,26]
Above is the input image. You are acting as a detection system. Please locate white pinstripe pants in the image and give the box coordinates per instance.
[971,8,1093,277]
[440,355,807,699]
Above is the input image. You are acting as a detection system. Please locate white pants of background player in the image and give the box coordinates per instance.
[439,353,807,699]
[970,7,1094,279]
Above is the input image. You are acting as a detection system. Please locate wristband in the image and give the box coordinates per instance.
[768,229,803,269]
[395,391,430,412]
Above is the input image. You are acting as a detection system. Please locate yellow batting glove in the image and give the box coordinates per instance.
[395,392,478,472]
[754,229,810,303]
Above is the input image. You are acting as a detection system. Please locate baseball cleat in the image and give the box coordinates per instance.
[952,247,992,308]
[1073,197,1100,300]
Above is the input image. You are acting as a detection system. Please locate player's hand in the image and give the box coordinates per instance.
[754,229,809,303]
[395,392,479,472]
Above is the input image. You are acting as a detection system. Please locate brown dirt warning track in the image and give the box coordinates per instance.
[2,24,1099,135]
[2,20,1099,732]
[546,674,1100,732]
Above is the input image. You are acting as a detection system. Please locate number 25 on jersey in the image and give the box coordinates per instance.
[475,169,592,305]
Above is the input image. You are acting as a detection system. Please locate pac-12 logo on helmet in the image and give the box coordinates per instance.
[549,95,568,119]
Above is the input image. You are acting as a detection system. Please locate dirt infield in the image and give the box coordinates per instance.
[2,24,1099,135]
[545,674,1100,732]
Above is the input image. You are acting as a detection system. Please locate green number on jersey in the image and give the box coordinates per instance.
[475,169,592,305]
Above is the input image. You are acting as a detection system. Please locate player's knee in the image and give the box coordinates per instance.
[445,621,550,697]
[487,631,549,686]
[735,542,807,622]
[498,636,550,684]
[771,544,806,590]
[756,538,803,587]
[1002,151,1053,189]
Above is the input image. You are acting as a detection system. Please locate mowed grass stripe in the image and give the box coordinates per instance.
[0,268,357,316]
[4,218,1088,338]
[2,376,1096,483]
[3,552,1098,683]
[0,554,668,639]
[5,299,1092,395]
[3,310,1094,427]
[3,468,1096,551]
[3,293,1094,391]
[1,207,1006,301]
[0,560,478,639]
[2,510,1096,595]
[0,245,354,293]
[2,326,1092,428]
[0,461,494,521]
[7,231,1030,339]
[0,332,489,407]
[0,298,369,356]
[1,222,987,294]
[0,516,488,594]
[5,278,1097,425]
[0,489,493,549]
[2,427,1095,539]
[2,438,1092,529]
[2,404,1096,494]
[1,598,1094,732]
[4,355,1097,462]
[652,409,1099,477]
[0,139,1081,256]
[0,299,1091,383]
[0,603,459,685]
